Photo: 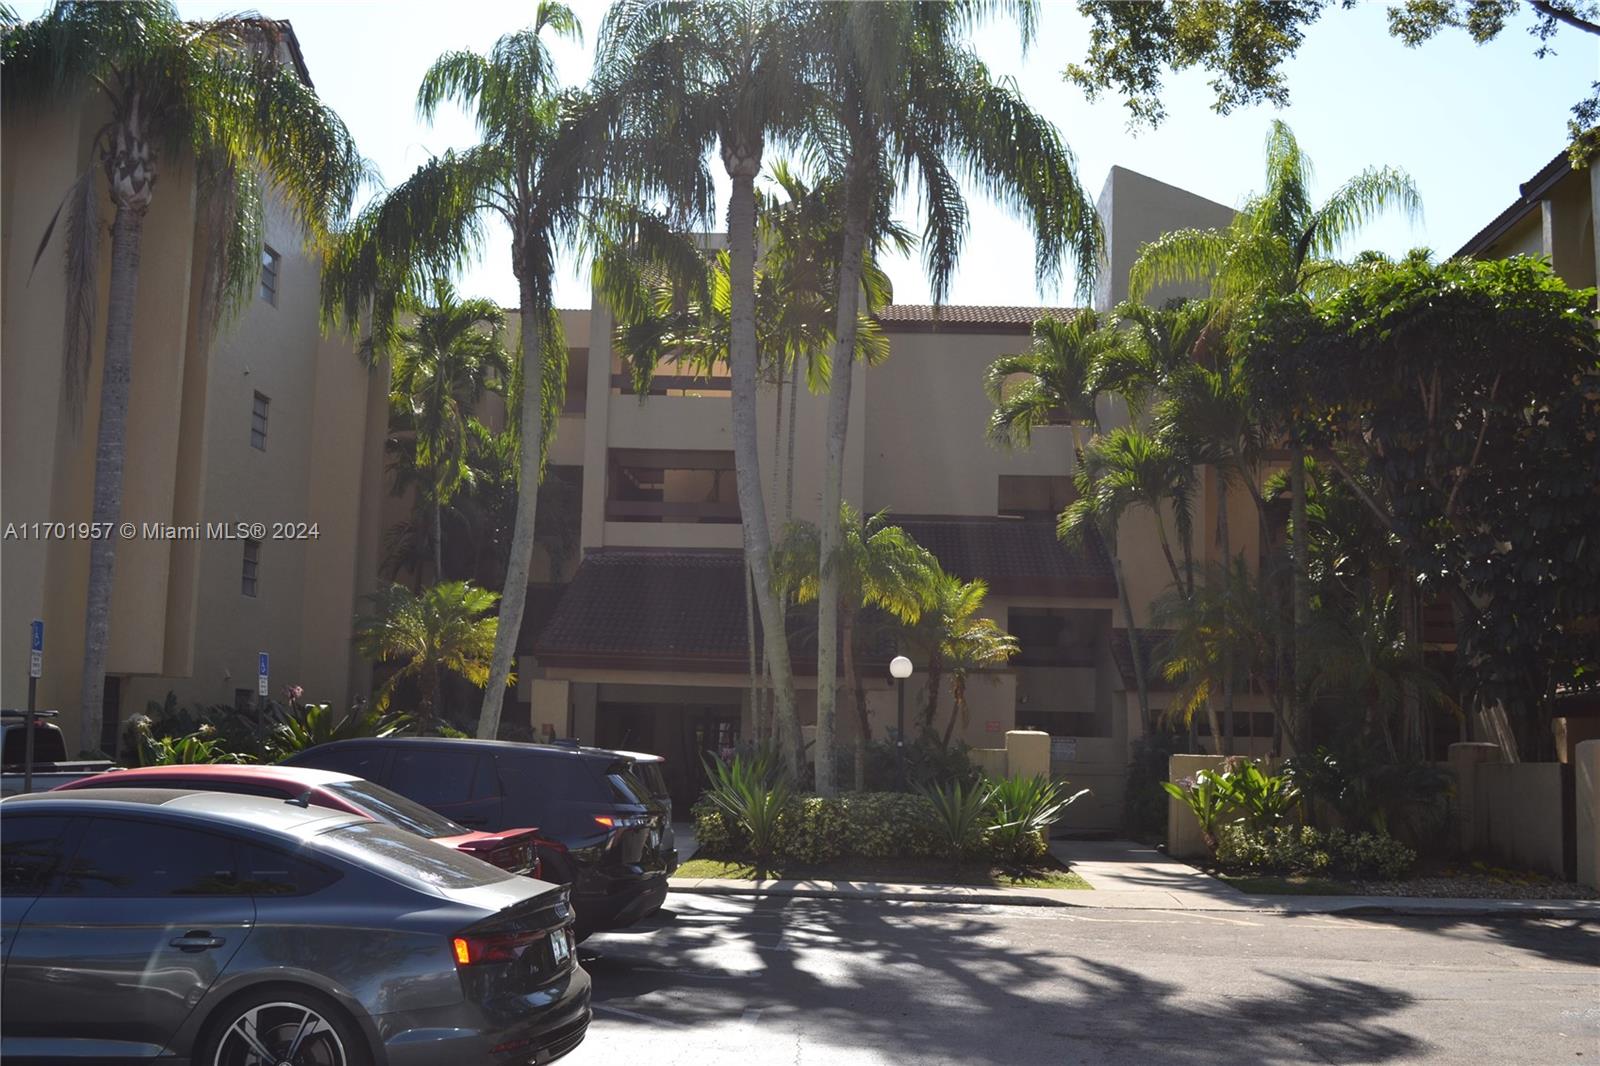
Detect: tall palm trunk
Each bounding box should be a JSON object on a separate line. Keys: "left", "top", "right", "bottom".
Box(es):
{"left": 922, "top": 652, "right": 944, "bottom": 731}
{"left": 433, "top": 491, "right": 445, "bottom": 581}
{"left": 1114, "top": 556, "right": 1152, "bottom": 735}
{"left": 725, "top": 154, "right": 803, "bottom": 781}
{"left": 79, "top": 118, "right": 154, "bottom": 755}
{"left": 816, "top": 166, "right": 870, "bottom": 798}
{"left": 476, "top": 271, "right": 543, "bottom": 740}
{"left": 840, "top": 602, "right": 869, "bottom": 791}
{"left": 1217, "top": 474, "right": 1235, "bottom": 755}
{"left": 943, "top": 674, "right": 967, "bottom": 747}
{"left": 1288, "top": 444, "right": 1310, "bottom": 752}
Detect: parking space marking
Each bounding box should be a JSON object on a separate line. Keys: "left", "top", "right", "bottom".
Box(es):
{"left": 593, "top": 1004, "right": 687, "bottom": 1028}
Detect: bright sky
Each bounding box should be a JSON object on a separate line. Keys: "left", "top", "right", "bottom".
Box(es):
{"left": 17, "top": 0, "right": 1594, "bottom": 309}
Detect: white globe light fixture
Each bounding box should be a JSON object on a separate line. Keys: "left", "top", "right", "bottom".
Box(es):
{"left": 889, "top": 655, "right": 914, "bottom": 787}
{"left": 889, "top": 655, "right": 914, "bottom": 679}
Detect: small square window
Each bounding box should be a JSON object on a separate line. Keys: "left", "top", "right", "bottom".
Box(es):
{"left": 241, "top": 539, "right": 260, "bottom": 597}
{"left": 260, "top": 246, "right": 280, "bottom": 306}
{"left": 251, "top": 392, "right": 269, "bottom": 451}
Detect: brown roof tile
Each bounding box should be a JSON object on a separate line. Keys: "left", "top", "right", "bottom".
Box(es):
{"left": 875, "top": 305, "right": 1078, "bottom": 333}
{"left": 893, "top": 516, "right": 1117, "bottom": 597}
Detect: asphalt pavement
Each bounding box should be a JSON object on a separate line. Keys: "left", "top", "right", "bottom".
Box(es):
{"left": 567, "top": 893, "right": 1599, "bottom": 1065}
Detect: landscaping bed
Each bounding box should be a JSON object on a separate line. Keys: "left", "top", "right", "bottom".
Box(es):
{"left": 676, "top": 854, "right": 1092, "bottom": 889}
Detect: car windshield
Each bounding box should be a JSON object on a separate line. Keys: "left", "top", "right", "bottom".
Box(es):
{"left": 319, "top": 820, "right": 514, "bottom": 890}
{"left": 326, "top": 779, "right": 466, "bottom": 839}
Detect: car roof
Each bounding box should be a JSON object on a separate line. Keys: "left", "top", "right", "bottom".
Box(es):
{"left": 295, "top": 736, "right": 617, "bottom": 763}
{"left": 61, "top": 764, "right": 354, "bottom": 788}
{"left": 4, "top": 787, "right": 366, "bottom": 836}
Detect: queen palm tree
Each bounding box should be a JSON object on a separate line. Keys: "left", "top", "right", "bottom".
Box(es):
{"left": 906, "top": 572, "right": 1019, "bottom": 746}
{"left": 1127, "top": 120, "right": 1421, "bottom": 745}
{"left": 323, "top": 3, "right": 682, "bottom": 741}
{"left": 5, "top": 1, "right": 365, "bottom": 753}
{"left": 594, "top": 0, "right": 819, "bottom": 781}
{"left": 772, "top": 505, "right": 938, "bottom": 790}
{"left": 353, "top": 581, "right": 505, "bottom": 728}
{"left": 805, "top": 0, "right": 1104, "bottom": 795}
{"left": 388, "top": 278, "right": 508, "bottom": 582}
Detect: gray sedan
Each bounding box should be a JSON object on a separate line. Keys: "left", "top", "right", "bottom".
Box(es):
{"left": 0, "top": 787, "right": 590, "bottom": 1065}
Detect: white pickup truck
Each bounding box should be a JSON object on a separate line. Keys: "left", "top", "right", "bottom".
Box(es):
{"left": 0, "top": 709, "right": 115, "bottom": 795}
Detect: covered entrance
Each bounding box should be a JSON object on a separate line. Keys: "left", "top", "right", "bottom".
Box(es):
{"left": 595, "top": 697, "right": 743, "bottom": 812}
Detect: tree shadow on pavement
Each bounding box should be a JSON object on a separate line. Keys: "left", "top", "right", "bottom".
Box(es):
{"left": 580, "top": 898, "right": 1428, "bottom": 1064}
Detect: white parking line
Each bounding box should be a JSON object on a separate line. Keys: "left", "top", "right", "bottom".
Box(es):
{"left": 593, "top": 1004, "right": 687, "bottom": 1028}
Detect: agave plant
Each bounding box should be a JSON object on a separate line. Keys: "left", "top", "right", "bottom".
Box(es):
{"left": 920, "top": 779, "right": 995, "bottom": 864}
{"left": 702, "top": 751, "right": 792, "bottom": 877}
{"left": 986, "top": 774, "right": 1087, "bottom": 866}
{"left": 269, "top": 702, "right": 411, "bottom": 758}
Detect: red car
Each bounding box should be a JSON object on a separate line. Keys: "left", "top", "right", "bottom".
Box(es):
{"left": 53, "top": 763, "right": 546, "bottom": 877}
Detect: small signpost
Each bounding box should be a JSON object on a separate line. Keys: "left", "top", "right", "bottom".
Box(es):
{"left": 257, "top": 652, "right": 270, "bottom": 697}
{"left": 25, "top": 620, "right": 43, "bottom": 794}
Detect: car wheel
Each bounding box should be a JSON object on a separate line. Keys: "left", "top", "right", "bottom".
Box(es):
{"left": 199, "top": 987, "right": 371, "bottom": 1066}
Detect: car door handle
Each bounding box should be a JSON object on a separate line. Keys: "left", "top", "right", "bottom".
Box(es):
{"left": 170, "top": 931, "right": 226, "bottom": 951}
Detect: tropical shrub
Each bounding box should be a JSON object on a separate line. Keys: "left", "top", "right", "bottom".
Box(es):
{"left": 1284, "top": 746, "right": 1453, "bottom": 836}
{"left": 702, "top": 753, "right": 792, "bottom": 874}
{"left": 269, "top": 701, "right": 411, "bottom": 757}
{"left": 129, "top": 721, "right": 252, "bottom": 767}
{"left": 1162, "top": 769, "right": 1232, "bottom": 851}
{"left": 986, "top": 775, "right": 1087, "bottom": 866}
{"left": 841, "top": 792, "right": 939, "bottom": 859}
{"left": 1218, "top": 759, "right": 1300, "bottom": 831}
{"left": 860, "top": 732, "right": 982, "bottom": 793}
{"left": 776, "top": 796, "right": 849, "bottom": 864}
{"left": 1215, "top": 824, "right": 1416, "bottom": 881}
{"left": 691, "top": 795, "right": 743, "bottom": 855}
{"left": 130, "top": 693, "right": 271, "bottom": 763}
{"left": 1123, "top": 731, "right": 1185, "bottom": 840}
{"left": 920, "top": 779, "right": 995, "bottom": 863}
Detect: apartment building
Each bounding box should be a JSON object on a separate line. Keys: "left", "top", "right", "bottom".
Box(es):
{"left": 509, "top": 167, "right": 1265, "bottom": 826}
{"left": 0, "top": 31, "right": 388, "bottom": 754}
{"left": 1456, "top": 148, "right": 1598, "bottom": 287}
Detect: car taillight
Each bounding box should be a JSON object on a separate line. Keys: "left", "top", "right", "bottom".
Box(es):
{"left": 451, "top": 929, "right": 543, "bottom": 966}
{"left": 594, "top": 814, "right": 650, "bottom": 830}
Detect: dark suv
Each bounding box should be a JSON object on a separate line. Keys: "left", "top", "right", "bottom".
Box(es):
{"left": 285, "top": 738, "right": 674, "bottom": 935}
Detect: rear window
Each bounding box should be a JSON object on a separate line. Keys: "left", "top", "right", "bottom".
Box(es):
{"left": 3, "top": 725, "right": 67, "bottom": 764}
{"left": 605, "top": 763, "right": 653, "bottom": 806}
{"left": 326, "top": 779, "right": 467, "bottom": 839}
{"left": 320, "top": 821, "right": 514, "bottom": 890}
{"left": 630, "top": 760, "right": 669, "bottom": 801}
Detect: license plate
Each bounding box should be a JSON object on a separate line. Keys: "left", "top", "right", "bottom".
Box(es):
{"left": 550, "top": 928, "right": 572, "bottom": 966}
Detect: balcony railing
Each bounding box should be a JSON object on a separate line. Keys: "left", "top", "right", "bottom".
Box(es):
{"left": 604, "top": 499, "right": 741, "bottom": 523}
{"left": 611, "top": 373, "right": 732, "bottom": 396}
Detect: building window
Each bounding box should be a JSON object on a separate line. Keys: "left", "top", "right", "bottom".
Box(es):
{"left": 241, "top": 539, "right": 260, "bottom": 597}
{"left": 605, "top": 448, "right": 739, "bottom": 523}
{"left": 260, "top": 245, "right": 280, "bottom": 305}
{"left": 250, "top": 392, "right": 269, "bottom": 450}
{"left": 998, "top": 475, "right": 1076, "bottom": 519}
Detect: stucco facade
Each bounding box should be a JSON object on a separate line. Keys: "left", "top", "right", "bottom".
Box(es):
{"left": 2, "top": 85, "right": 386, "bottom": 753}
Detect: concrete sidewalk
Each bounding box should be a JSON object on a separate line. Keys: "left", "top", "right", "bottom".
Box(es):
{"left": 667, "top": 837, "right": 1600, "bottom": 919}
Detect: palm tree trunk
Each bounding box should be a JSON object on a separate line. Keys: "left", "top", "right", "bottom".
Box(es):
{"left": 433, "top": 493, "right": 445, "bottom": 582}
{"left": 725, "top": 159, "right": 804, "bottom": 781}
{"left": 1289, "top": 444, "right": 1310, "bottom": 752}
{"left": 1114, "top": 556, "right": 1152, "bottom": 735}
{"left": 922, "top": 653, "right": 944, "bottom": 732}
{"left": 1218, "top": 475, "right": 1235, "bottom": 756}
{"left": 1151, "top": 516, "right": 1187, "bottom": 596}
{"left": 78, "top": 198, "right": 148, "bottom": 755}
{"left": 785, "top": 356, "right": 800, "bottom": 521}
{"left": 745, "top": 559, "right": 760, "bottom": 743}
{"left": 943, "top": 674, "right": 967, "bottom": 747}
{"left": 476, "top": 276, "right": 543, "bottom": 740}
{"left": 817, "top": 167, "right": 871, "bottom": 798}
{"left": 841, "top": 603, "right": 869, "bottom": 791}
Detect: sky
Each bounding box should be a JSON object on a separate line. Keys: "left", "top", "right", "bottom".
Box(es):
{"left": 16, "top": 0, "right": 1595, "bottom": 309}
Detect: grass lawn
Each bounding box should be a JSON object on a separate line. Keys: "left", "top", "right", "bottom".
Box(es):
{"left": 1216, "top": 873, "right": 1358, "bottom": 895}
{"left": 674, "top": 855, "right": 1092, "bottom": 890}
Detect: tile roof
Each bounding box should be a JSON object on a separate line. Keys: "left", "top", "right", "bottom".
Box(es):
{"left": 875, "top": 305, "right": 1078, "bottom": 333}
{"left": 1110, "top": 628, "right": 1177, "bottom": 692}
{"left": 893, "top": 516, "right": 1118, "bottom": 597}
{"left": 1456, "top": 148, "right": 1568, "bottom": 257}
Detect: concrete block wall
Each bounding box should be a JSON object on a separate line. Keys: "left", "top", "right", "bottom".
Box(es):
{"left": 1577, "top": 740, "right": 1600, "bottom": 890}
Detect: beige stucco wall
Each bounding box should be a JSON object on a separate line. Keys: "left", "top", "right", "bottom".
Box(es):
{"left": 1576, "top": 739, "right": 1599, "bottom": 890}
{"left": 3, "top": 96, "right": 378, "bottom": 749}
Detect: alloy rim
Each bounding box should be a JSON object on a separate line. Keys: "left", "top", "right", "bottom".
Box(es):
{"left": 212, "top": 1001, "right": 347, "bottom": 1066}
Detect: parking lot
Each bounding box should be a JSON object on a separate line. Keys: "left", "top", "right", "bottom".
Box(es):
{"left": 575, "top": 894, "right": 1600, "bottom": 1065}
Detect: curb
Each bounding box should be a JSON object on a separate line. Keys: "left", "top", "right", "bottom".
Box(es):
{"left": 668, "top": 882, "right": 1600, "bottom": 919}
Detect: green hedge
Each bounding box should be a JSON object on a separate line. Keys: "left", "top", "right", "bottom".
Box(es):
{"left": 693, "top": 791, "right": 980, "bottom": 863}
{"left": 1215, "top": 824, "right": 1416, "bottom": 881}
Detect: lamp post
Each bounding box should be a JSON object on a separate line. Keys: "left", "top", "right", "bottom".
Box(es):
{"left": 890, "top": 655, "right": 913, "bottom": 787}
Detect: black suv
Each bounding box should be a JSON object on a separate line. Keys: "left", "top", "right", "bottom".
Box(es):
{"left": 285, "top": 738, "right": 675, "bottom": 935}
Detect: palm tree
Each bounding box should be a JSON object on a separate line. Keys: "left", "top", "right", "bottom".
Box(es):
{"left": 805, "top": 0, "right": 1104, "bottom": 796}
{"left": 1128, "top": 120, "right": 1421, "bottom": 745}
{"left": 907, "top": 572, "right": 1019, "bottom": 746}
{"left": 353, "top": 581, "right": 506, "bottom": 728}
{"left": 388, "top": 278, "right": 508, "bottom": 581}
{"left": 773, "top": 505, "right": 938, "bottom": 790}
{"left": 5, "top": 0, "right": 364, "bottom": 754}
{"left": 1063, "top": 426, "right": 1196, "bottom": 599}
{"left": 594, "top": 0, "right": 818, "bottom": 781}
{"left": 323, "top": 3, "right": 652, "bottom": 741}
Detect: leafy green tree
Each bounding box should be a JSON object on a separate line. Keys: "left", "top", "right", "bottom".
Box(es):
{"left": 594, "top": 0, "right": 819, "bottom": 782}
{"left": 805, "top": 0, "right": 1103, "bottom": 797}
{"left": 1246, "top": 254, "right": 1600, "bottom": 758}
{"left": 1064, "top": 0, "right": 1598, "bottom": 165}
{"left": 1063, "top": 426, "right": 1197, "bottom": 599}
{"left": 354, "top": 581, "right": 506, "bottom": 727}
{"left": 773, "top": 505, "right": 939, "bottom": 790}
{"left": 1129, "top": 120, "right": 1420, "bottom": 747}
{"left": 388, "top": 278, "right": 508, "bottom": 581}
{"left": 5, "top": 0, "right": 364, "bottom": 753}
